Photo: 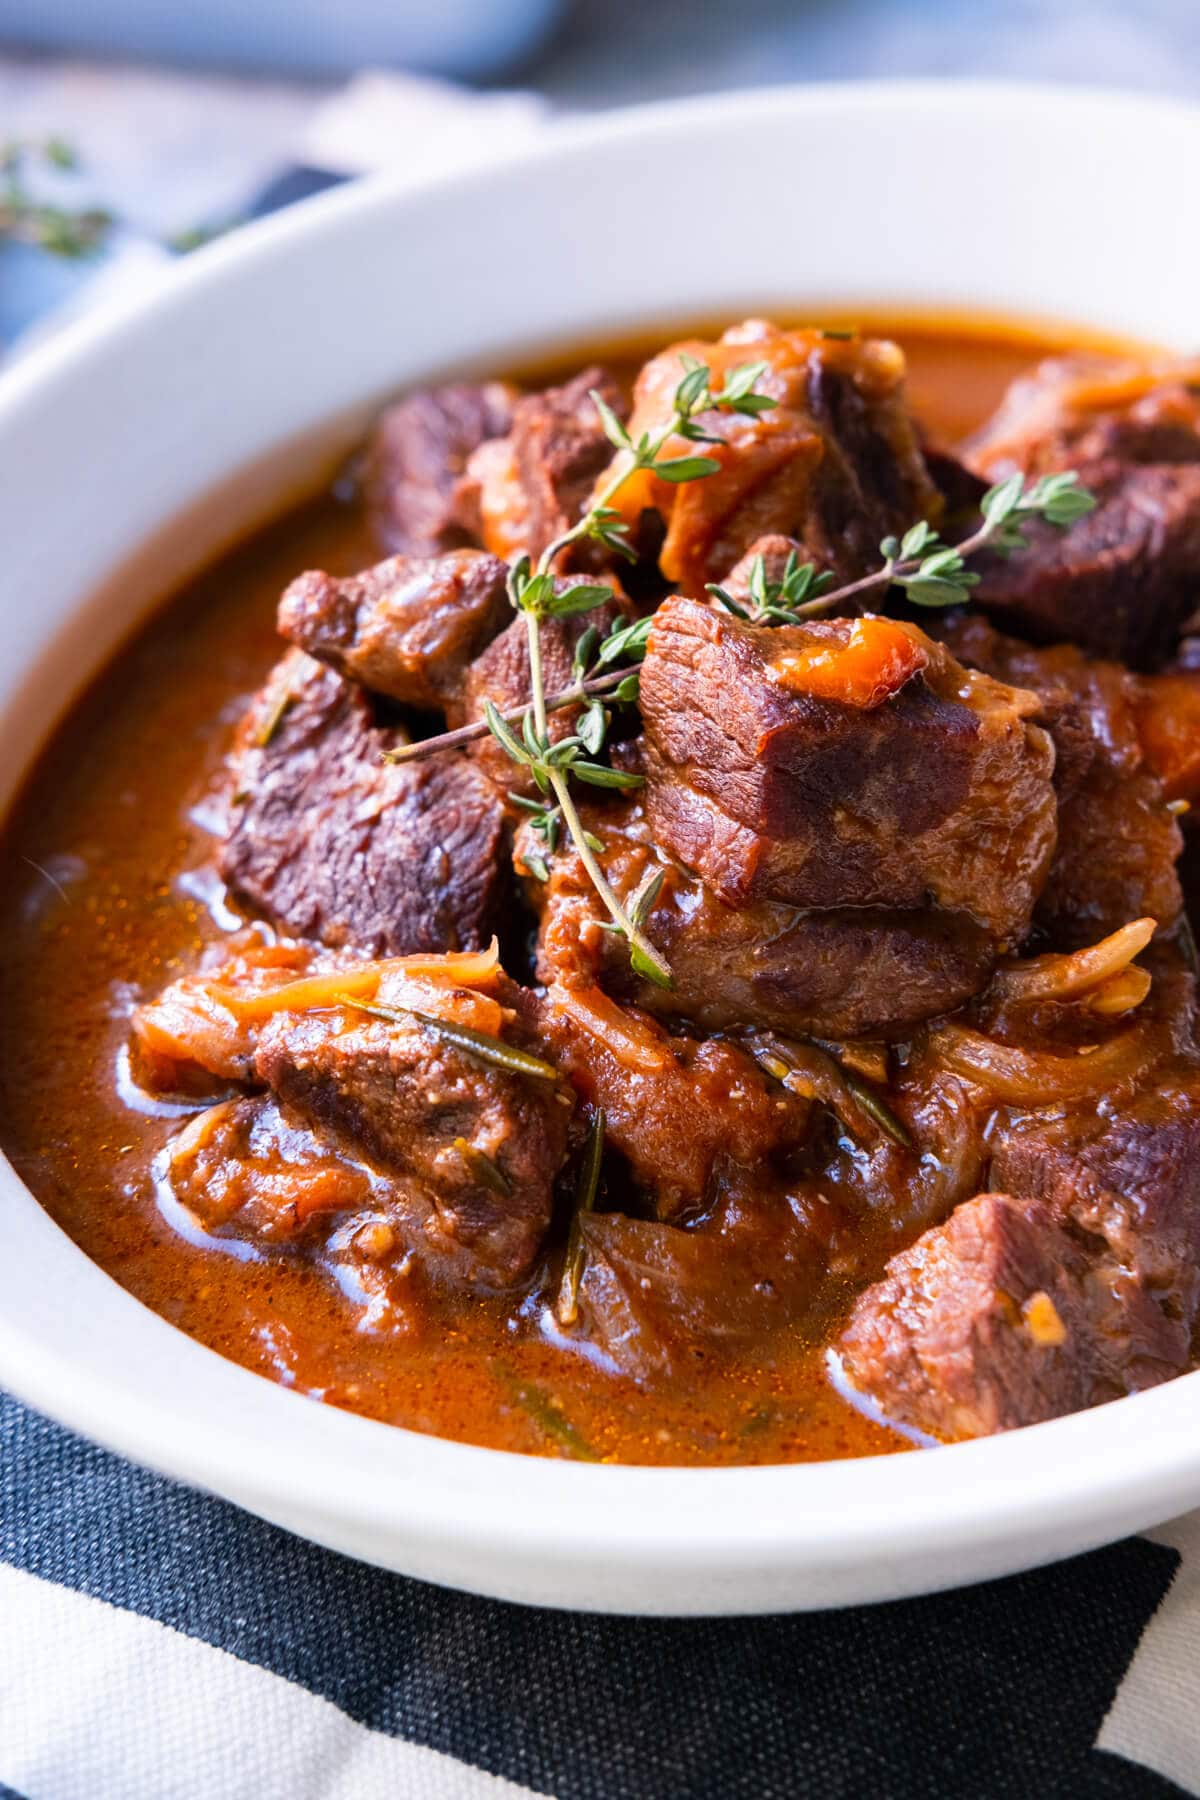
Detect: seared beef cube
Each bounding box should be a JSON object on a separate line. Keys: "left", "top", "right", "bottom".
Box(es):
{"left": 363, "top": 380, "right": 516, "bottom": 555}
{"left": 465, "top": 367, "right": 628, "bottom": 565}
{"left": 836, "top": 1192, "right": 1184, "bottom": 1440}
{"left": 451, "top": 595, "right": 624, "bottom": 798}
{"left": 535, "top": 980, "right": 810, "bottom": 1220}
{"left": 971, "top": 463, "right": 1200, "bottom": 667}
{"left": 221, "top": 649, "right": 507, "bottom": 954}
{"left": 989, "top": 1076, "right": 1200, "bottom": 1320}
{"left": 277, "top": 549, "right": 510, "bottom": 712}
{"left": 165, "top": 1094, "right": 442, "bottom": 1329}
{"left": 640, "top": 598, "right": 1057, "bottom": 943}
{"left": 840, "top": 1064, "right": 1200, "bottom": 1441}
{"left": 965, "top": 354, "right": 1200, "bottom": 479}
{"left": 964, "top": 356, "right": 1200, "bottom": 666}
{"left": 942, "top": 618, "right": 1183, "bottom": 942}
{"left": 576, "top": 1180, "right": 826, "bottom": 1380}
{"left": 521, "top": 798, "right": 996, "bottom": 1039}
{"left": 254, "top": 975, "right": 569, "bottom": 1287}
{"left": 655, "top": 904, "right": 993, "bottom": 1043}
{"left": 598, "top": 321, "right": 942, "bottom": 596}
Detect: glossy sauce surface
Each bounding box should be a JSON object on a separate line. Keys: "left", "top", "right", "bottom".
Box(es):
{"left": 0, "top": 317, "right": 1106, "bottom": 1464}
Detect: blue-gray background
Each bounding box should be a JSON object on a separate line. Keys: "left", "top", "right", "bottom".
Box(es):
{"left": 537, "top": 0, "right": 1200, "bottom": 107}
{"left": 2, "top": 0, "right": 1196, "bottom": 347}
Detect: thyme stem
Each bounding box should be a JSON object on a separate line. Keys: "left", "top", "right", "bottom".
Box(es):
{"left": 786, "top": 516, "right": 1002, "bottom": 621}
{"left": 519, "top": 594, "right": 666, "bottom": 971}
{"left": 551, "top": 764, "right": 670, "bottom": 984}
{"left": 499, "top": 367, "right": 770, "bottom": 989}
{"left": 538, "top": 448, "right": 645, "bottom": 572}
{"left": 384, "top": 667, "right": 629, "bottom": 765}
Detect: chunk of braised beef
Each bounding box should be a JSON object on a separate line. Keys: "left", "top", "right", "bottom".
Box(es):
{"left": 164, "top": 1094, "right": 373, "bottom": 1241}
{"left": 363, "top": 381, "right": 516, "bottom": 555}
{"left": 465, "top": 367, "right": 629, "bottom": 565}
{"left": 277, "top": 549, "right": 510, "bottom": 712}
{"left": 520, "top": 797, "right": 995, "bottom": 1040}
{"left": 838, "top": 1058, "right": 1200, "bottom": 1441}
{"left": 596, "top": 321, "right": 943, "bottom": 596}
{"left": 221, "top": 650, "right": 508, "bottom": 955}
{"left": 575, "top": 1180, "right": 828, "bottom": 1382}
{"left": 963, "top": 357, "right": 1200, "bottom": 666}
{"left": 533, "top": 980, "right": 810, "bottom": 1221}
{"left": 639, "top": 598, "right": 1057, "bottom": 944}
{"left": 837, "top": 1192, "right": 1169, "bottom": 1440}
{"left": 940, "top": 616, "right": 1183, "bottom": 943}
{"left": 139, "top": 947, "right": 573, "bottom": 1289}
{"left": 989, "top": 1074, "right": 1200, "bottom": 1316}
{"left": 254, "top": 980, "right": 569, "bottom": 1288}
{"left": 970, "top": 463, "right": 1200, "bottom": 667}
{"left": 964, "top": 355, "right": 1200, "bottom": 478}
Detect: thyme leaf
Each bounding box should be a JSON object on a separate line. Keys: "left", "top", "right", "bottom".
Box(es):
{"left": 453, "top": 1136, "right": 511, "bottom": 1195}
{"left": 487, "top": 355, "right": 775, "bottom": 988}
{"left": 0, "top": 137, "right": 113, "bottom": 261}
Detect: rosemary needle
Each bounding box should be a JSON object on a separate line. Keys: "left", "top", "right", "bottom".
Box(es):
{"left": 337, "top": 995, "right": 559, "bottom": 1082}
{"left": 557, "top": 1108, "right": 605, "bottom": 1328}
{"left": 500, "top": 1370, "right": 597, "bottom": 1461}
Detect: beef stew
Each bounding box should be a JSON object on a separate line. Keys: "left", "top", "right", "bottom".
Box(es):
{"left": 3, "top": 315, "right": 1198, "bottom": 1466}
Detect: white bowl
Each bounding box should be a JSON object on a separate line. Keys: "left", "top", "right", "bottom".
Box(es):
{"left": 2, "top": 81, "right": 1199, "bottom": 1616}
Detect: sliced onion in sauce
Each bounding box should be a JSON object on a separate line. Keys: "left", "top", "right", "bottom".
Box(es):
{"left": 927, "top": 1020, "right": 1156, "bottom": 1103}
{"left": 988, "top": 917, "right": 1156, "bottom": 1004}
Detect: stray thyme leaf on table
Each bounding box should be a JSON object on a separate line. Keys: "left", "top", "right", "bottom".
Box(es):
{"left": 0, "top": 136, "right": 113, "bottom": 261}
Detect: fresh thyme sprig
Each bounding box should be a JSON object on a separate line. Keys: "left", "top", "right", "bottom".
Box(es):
{"left": 386, "top": 361, "right": 776, "bottom": 985}
{"left": 0, "top": 137, "right": 113, "bottom": 260}
{"left": 493, "top": 359, "right": 778, "bottom": 987}
{"left": 536, "top": 354, "right": 778, "bottom": 570}
{"left": 708, "top": 469, "right": 1097, "bottom": 625}
{"left": 389, "top": 469, "right": 1098, "bottom": 769}
{"left": 708, "top": 548, "right": 836, "bottom": 622}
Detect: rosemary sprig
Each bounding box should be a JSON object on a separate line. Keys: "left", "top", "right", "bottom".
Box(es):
{"left": 337, "top": 995, "right": 559, "bottom": 1082}
{"left": 751, "top": 1037, "right": 911, "bottom": 1149}
{"left": 708, "top": 470, "right": 1097, "bottom": 625}
{"left": 557, "top": 1108, "right": 605, "bottom": 1328}
{"left": 255, "top": 686, "right": 295, "bottom": 748}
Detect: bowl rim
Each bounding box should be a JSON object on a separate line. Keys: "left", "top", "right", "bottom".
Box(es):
{"left": 3, "top": 76, "right": 1200, "bottom": 1613}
